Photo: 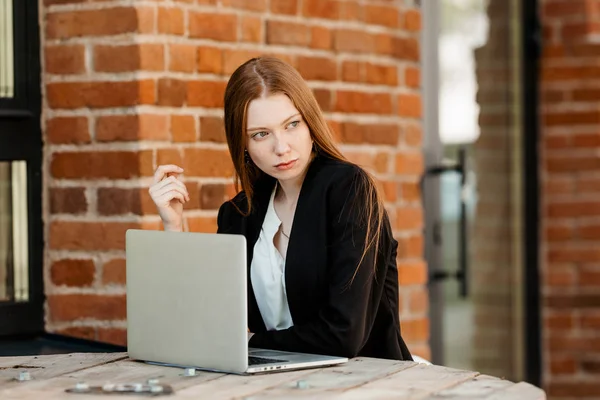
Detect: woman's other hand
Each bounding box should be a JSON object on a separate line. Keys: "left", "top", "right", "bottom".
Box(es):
{"left": 149, "top": 165, "right": 190, "bottom": 232}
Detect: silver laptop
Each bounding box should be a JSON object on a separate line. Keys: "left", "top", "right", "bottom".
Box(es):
{"left": 126, "top": 229, "right": 348, "bottom": 374}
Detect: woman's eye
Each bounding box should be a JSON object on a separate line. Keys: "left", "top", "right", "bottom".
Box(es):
{"left": 287, "top": 120, "right": 300, "bottom": 129}
{"left": 252, "top": 131, "right": 269, "bottom": 139}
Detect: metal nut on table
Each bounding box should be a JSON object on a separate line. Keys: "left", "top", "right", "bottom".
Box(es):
{"left": 296, "top": 380, "right": 309, "bottom": 389}
{"left": 16, "top": 371, "right": 31, "bottom": 381}
{"left": 184, "top": 367, "right": 196, "bottom": 377}
{"left": 147, "top": 378, "right": 160, "bottom": 385}
{"left": 74, "top": 381, "right": 89, "bottom": 391}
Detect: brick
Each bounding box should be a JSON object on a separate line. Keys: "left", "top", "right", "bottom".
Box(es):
{"left": 580, "top": 266, "right": 600, "bottom": 287}
{"left": 223, "top": 49, "right": 262, "bottom": 75}
{"left": 50, "top": 187, "right": 87, "bottom": 214}
{"left": 47, "top": 80, "right": 155, "bottom": 109}
{"left": 340, "top": 123, "right": 399, "bottom": 146}
{"left": 405, "top": 67, "right": 420, "bottom": 88}
{"left": 139, "top": 150, "right": 155, "bottom": 177}
{"left": 542, "top": 66, "right": 600, "bottom": 82}
{"left": 400, "top": 181, "right": 420, "bottom": 202}
{"left": 46, "top": 117, "right": 90, "bottom": 144}
{"left": 545, "top": 313, "right": 575, "bottom": 330}
{"left": 222, "top": 0, "right": 267, "bottom": 11}
{"left": 169, "top": 44, "right": 196, "bottom": 73}
{"left": 339, "top": 1, "right": 361, "bottom": 21}
{"left": 198, "top": 47, "right": 224, "bottom": 74}
{"left": 183, "top": 149, "right": 234, "bottom": 177}
{"left": 405, "top": 124, "right": 422, "bottom": 146}
{"left": 171, "top": 115, "right": 196, "bottom": 142}
{"left": 158, "top": 78, "right": 187, "bottom": 107}
{"left": 296, "top": 56, "right": 337, "bottom": 81}
{"left": 241, "top": 15, "right": 263, "bottom": 43}
{"left": 404, "top": 9, "right": 421, "bottom": 31}
{"left": 200, "top": 116, "right": 226, "bottom": 143}
{"left": 335, "top": 29, "right": 374, "bottom": 54}
{"left": 401, "top": 318, "right": 429, "bottom": 341}
{"left": 46, "top": 7, "right": 148, "bottom": 39}
{"left": 582, "top": 360, "right": 600, "bottom": 373}
{"left": 363, "top": 4, "right": 400, "bottom": 28}
{"left": 365, "top": 63, "right": 397, "bottom": 86}
{"left": 187, "top": 216, "right": 218, "bottom": 233}
{"left": 397, "top": 260, "right": 427, "bottom": 285}
{"left": 310, "top": 26, "right": 332, "bottom": 50}
{"left": 271, "top": 0, "right": 297, "bottom": 15}
{"left": 47, "top": 294, "right": 126, "bottom": 322}
{"left": 545, "top": 270, "right": 576, "bottom": 287}
{"left": 546, "top": 155, "right": 600, "bottom": 172}
{"left": 342, "top": 61, "right": 362, "bottom": 82}
{"left": 56, "top": 327, "right": 96, "bottom": 341}
{"left": 49, "top": 221, "right": 141, "bottom": 251}
{"left": 408, "top": 287, "right": 428, "bottom": 314}
{"left": 398, "top": 93, "right": 422, "bottom": 118}
{"left": 302, "top": 0, "right": 338, "bottom": 19}
{"left": 98, "top": 329, "right": 127, "bottom": 346}
{"left": 266, "top": 21, "right": 310, "bottom": 46}
{"left": 200, "top": 184, "right": 227, "bottom": 209}
{"left": 381, "top": 181, "right": 398, "bottom": 203}
{"left": 545, "top": 224, "right": 573, "bottom": 241}
{"left": 187, "top": 80, "right": 227, "bottom": 108}
{"left": 183, "top": 181, "right": 201, "bottom": 211}
{"left": 547, "top": 383, "right": 600, "bottom": 398}
{"left": 395, "top": 152, "right": 423, "bottom": 175}
{"left": 189, "top": 12, "right": 237, "bottom": 42}
{"left": 549, "top": 356, "right": 577, "bottom": 375}
{"left": 103, "top": 258, "right": 126, "bottom": 285}
{"left": 573, "top": 88, "right": 600, "bottom": 102}
{"left": 545, "top": 293, "right": 600, "bottom": 309}
{"left": 393, "top": 37, "right": 420, "bottom": 61}
{"left": 97, "top": 188, "right": 149, "bottom": 216}
{"left": 157, "top": 149, "right": 183, "bottom": 167}
{"left": 94, "top": 44, "right": 164, "bottom": 72}
{"left": 45, "top": 45, "right": 85, "bottom": 74}
{"left": 543, "top": 1, "right": 588, "bottom": 17}
{"left": 547, "top": 201, "right": 600, "bottom": 218}
{"left": 313, "top": 89, "right": 332, "bottom": 112}
{"left": 51, "top": 259, "right": 95, "bottom": 287}
{"left": 158, "top": 7, "right": 184, "bottom": 35}
{"left": 96, "top": 114, "right": 169, "bottom": 142}
{"left": 335, "top": 91, "right": 392, "bottom": 114}
{"left": 51, "top": 152, "right": 141, "bottom": 179}
{"left": 396, "top": 206, "right": 423, "bottom": 230}
{"left": 581, "top": 314, "right": 600, "bottom": 329}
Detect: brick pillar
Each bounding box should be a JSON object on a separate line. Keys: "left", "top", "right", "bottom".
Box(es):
{"left": 470, "top": 0, "right": 521, "bottom": 380}
{"left": 540, "top": 0, "right": 600, "bottom": 398}
{"left": 41, "top": 0, "right": 427, "bottom": 356}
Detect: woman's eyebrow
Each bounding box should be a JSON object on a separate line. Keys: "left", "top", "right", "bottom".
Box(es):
{"left": 247, "top": 113, "right": 301, "bottom": 133}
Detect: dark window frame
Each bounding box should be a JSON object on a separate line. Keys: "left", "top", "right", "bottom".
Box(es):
{"left": 522, "top": 0, "right": 542, "bottom": 387}
{"left": 0, "top": 0, "right": 44, "bottom": 337}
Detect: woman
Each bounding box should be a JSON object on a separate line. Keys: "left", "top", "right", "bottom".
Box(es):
{"left": 149, "top": 57, "right": 412, "bottom": 361}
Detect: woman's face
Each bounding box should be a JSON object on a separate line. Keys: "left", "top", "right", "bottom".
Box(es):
{"left": 245, "top": 93, "right": 313, "bottom": 183}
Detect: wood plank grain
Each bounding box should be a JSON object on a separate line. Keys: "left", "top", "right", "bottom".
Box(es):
{"left": 1, "top": 358, "right": 226, "bottom": 399}
{"left": 483, "top": 381, "right": 546, "bottom": 400}
{"left": 202, "top": 358, "right": 418, "bottom": 399}
{"left": 0, "top": 353, "right": 126, "bottom": 386}
{"left": 331, "top": 363, "right": 479, "bottom": 399}
{"left": 423, "top": 375, "right": 513, "bottom": 398}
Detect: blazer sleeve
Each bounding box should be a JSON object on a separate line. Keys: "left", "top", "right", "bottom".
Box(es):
{"left": 249, "top": 167, "right": 388, "bottom": 358}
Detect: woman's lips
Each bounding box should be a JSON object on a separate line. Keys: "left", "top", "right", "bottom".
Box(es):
{"left": 275, "top": 159, "right": 297, "bottom": 170}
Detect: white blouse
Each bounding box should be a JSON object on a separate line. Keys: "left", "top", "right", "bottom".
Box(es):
{"left": 250, "top": 186, "right": 294, "bottom": 331}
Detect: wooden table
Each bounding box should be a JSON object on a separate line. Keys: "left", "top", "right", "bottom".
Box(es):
{"left": 0, "top": 352, "right": 546, "bottom": 399}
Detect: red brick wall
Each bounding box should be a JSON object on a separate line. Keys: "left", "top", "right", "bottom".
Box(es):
{"left": 41, "top": 0, "right": 428, "bottom": 358}
{"left": 541, "top": 0, "right": 600, "bottom": 397}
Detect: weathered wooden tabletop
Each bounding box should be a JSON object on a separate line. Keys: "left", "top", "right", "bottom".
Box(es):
{"left": 0, "top": 352, "right": 545, "bottom": 399}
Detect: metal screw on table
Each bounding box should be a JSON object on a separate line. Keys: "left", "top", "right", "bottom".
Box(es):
{"left": 74, "top": 382, "right": 89, "bottom": 391}
{"left": 296, "top": 380, "right": 308, "bottom": 389}
{"left": 184, "top": 368, "right": 196, "bottom": 377}
{"left": 147, "top": 378, "right": 160, "bottom": 385}
{"left": 16, "top": 371, "right": 31, "bottom": 381}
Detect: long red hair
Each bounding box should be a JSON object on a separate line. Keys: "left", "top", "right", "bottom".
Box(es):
{"left": 223, "top": 57, "right": 385, "bottom": 280}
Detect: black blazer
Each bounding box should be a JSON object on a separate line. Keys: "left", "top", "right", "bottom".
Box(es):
{"left": 217, "top": 155, "right": 412, "bottom": 361}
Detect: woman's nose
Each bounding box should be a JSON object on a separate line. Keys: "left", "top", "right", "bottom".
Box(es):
{"left": 273, "top": 133, "right": 291, "bottom": 155}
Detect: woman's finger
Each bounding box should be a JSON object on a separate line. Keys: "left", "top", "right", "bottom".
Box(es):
{"left": 153, "top": 185, "right": 189, "bottom": 203}
{"left": 156, "top": 189, "right": 185, "bottom": 205}
{"left": 150, "top": 175, "right": 189, "bottom": 196}
{"left": 153, "top": 164, "right": 184, "bottom": 184}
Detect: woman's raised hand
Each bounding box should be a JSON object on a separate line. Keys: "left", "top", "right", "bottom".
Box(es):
{"left": 149, "top": 165, "right": 190, "bottom": 232}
